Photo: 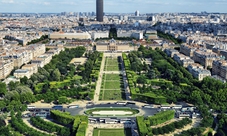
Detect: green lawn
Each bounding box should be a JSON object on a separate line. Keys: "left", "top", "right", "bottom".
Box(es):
{"left": 105, "top": 66, "right": 119, "bottom": 71}
{"left": 105, "top": 74, "right": 121, "bottom": 80}
{"left": 104, "top": 81, "right": 121, "bottom": 89}
{"left": 106, "top": 58, "right": 119, "bottom": 66}
{"left": 93, "top": 128, "right": 132, "bottom": 136}
{"left": 102, "top": 89, "right": 124, "bottom": 100}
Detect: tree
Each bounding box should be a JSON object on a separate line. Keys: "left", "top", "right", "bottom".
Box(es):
{"left": 0, "top": 101, "right": 6, "bottom": 111}
{"left": 52, "top": 68, "right": 61, "bottom": 81}
{"left": 58, "top": 96, "right": 67, "bottom": 104}
{"left": 137, "top": 75, "right": 147, "bottom": 84}
{"left": 0, "top": 82, "right": 7, "bottom": 96}
{"left": 20, "top": 76, "right": 28, "bottom": 85}
{"left": 8, "top": 81, "right": 20, "bottom": 91}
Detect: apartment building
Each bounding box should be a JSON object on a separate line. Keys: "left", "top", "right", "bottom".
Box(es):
{"left": 22, "top": 64, "right": 38, "bottom": 75}
{"left": 0, "top": 60, "right": 14, "bottom": 80}
{"left": 180, "top": 44, "right": 197, "bottom": 57}
{"left": 212, "top": 60, "right": 227, "bottom": 80}
{"left": 191, "top": 68, "right": 211, "bottom": 81}
{"left": 193, "top": 49, "right": 220, "bottom": 69}
{"left": 173, "top": 53, "right": 194, "bottom": 67}
{"left": 13, "top": 69, "right": 31, "bottom": 79}
{"left": 31, "top": 58, "right": 45, "bottom": 68}
{"left": 187, "top": 63, "right": 211, "bottom": 81}
{"left": 27, "top": 44, "right": 46, "bottom": 58}
{"left": 37, "top": 54, "right": 52, "bottom": 65}
{"left": 187, "top": 63, "right": 204, "bottom": 73}
{"left": 164, "top": 49, "right": 179, "bottom": 57}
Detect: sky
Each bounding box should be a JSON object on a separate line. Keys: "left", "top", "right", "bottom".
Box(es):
{"left": 0, "top": 0, "right": 227, "bottom": 13}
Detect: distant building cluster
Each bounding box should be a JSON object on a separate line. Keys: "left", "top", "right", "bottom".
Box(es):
{"left": 165, "top": 48, "right": 212, "bottom": 81}
{"left": 0, "top": 41, "right": 64, "bottom": 80}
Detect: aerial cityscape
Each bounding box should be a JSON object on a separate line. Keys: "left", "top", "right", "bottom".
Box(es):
{"left": 0, "top": 0, "right": 227, "bottom": 136}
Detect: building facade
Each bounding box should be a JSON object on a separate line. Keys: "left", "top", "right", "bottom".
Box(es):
{"left": 96, "top": 39, "right": 138, "bottom": 52}
{"left": 212, "top": 60, "right": 227, "bottom": 80}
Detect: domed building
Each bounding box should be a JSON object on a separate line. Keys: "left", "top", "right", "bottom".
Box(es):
{"left": 95, "top": 38, "right": 138, "bottom": 52}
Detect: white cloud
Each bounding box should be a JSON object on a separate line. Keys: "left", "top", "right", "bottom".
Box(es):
{"left": 1, "top": 0, "right": 14, "bottom": 3}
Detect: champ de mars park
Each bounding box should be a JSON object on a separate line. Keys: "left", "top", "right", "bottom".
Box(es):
{"left": 0, "top": 34, "right": 223, "bottom": 136}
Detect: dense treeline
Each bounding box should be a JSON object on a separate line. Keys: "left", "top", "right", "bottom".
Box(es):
{"left": 11, "top": 112, "right": 51, "bottom": 136}
{"left": 0, "top": 47, "right": 87, "bottom": 114}
{"left": 50, "top": 110, "right": 88, "bottom": 136}
{"left": 136, "top": 116, "right": 150, "bottom": 136}
{"left": 214, "top": 113, "right": 227, "bottom": 135}
{"left": 157, "top": 30, "right": 182, "bottom": 44}
{"left": 136, "top": 111, "right": 175, "bottom": 136}
{"left": 27, "top": 35, "right": 49, "bottom": 45}
{"left": 174, "top": 127, "right": 206, "bottom": 136}
{"left": 152, "top": 118, "right": 192, "bottom": 135}
{"left": 137, "top": 46, "right": 227, "bottom": 115}
{"left": 20, "top": 47, "right": 86, "bottom": 93}
{"left": 122, "top": 53, "right": 166, "bottom": 104}
{"left": 30, "top": 116, "right": 70, "bottom": 136}
{"left": 78, "top": 51, "right": 102, "bottom": 83}
{"left": 35, "top": 86, "right": 91, "bottom": 103}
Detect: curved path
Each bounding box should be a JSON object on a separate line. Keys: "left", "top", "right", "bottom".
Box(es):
{"left": 22, "top": 118, "right": 50, "bottom": 134}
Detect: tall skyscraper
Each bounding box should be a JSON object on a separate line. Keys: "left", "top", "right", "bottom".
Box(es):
{"left": 96, "top": 0, "right": 103, "bottom": 22}
{"left": 135, "top": 10, "right": 140, "bottom": 16}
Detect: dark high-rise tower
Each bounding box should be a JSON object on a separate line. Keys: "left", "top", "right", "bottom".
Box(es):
{"left": 96, "top": 0, "right": 103, "bottom": 22}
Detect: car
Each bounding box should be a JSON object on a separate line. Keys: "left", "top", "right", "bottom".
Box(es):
{"left": 52, "top": 105, "right": 63, "bottom": 110}
{"left": 143, "top": 105, "right": 154, "bottom": 108}
{"left": 68, "top": 105, "right": 79, "bottom": 108}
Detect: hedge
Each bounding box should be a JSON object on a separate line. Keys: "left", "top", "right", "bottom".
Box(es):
{"left": 148, "top": 110, "right": 175, "bottom": 126}
{"left": 136, "top": 116, "right": 149, "bottom": 136}
{"left": 50, "top": 110, "right": 75, "bottom": 125}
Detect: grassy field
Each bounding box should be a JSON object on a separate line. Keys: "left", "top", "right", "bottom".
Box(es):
{"left": 100, "top": 57, "right": 124, "bottom": 100}
{"left": 93, "top": 128, "right": 132, "bottom": 136}
{"left": 106, "top": 58, "right": 119, "bottom": 66}
{"left": 102, "top": 89, "right": 124, "bottom": 100}
{"left": 106, "top": 66, "right": 119, "bottom": 71}
{"left": 104, "top": 81, "right": 121, "bottom": 89}
{"left": 105, "top": 58, "right": 119, "bottom": 71}
{"left": 105, "top": 74, "right": 121, "bottom": 80}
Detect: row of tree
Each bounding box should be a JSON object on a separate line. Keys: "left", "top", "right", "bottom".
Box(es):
{"left": 148, "top": 110, "right": 175, "bottom": 126}
{"left": 11, "top": 112, "right": 51, "bottom": 136}
{"left": 78, "top": 51, "right": 102, "bottom": 83}
{"left": 152, "top": 118, "right": 192, "bottom": 135}
{"left": 136, "top": 116, "right": 150, "bottom": 136}
{"left": 30, "top": 116, "right": 70, "bottom": 136}
{"left": 157, "top": 30, "right": 182, "bottom": 44}
{"left": 27, "top": 35, "right": 49, "bottom": 45}
{"left": 50, "top": 110, "right": 88, "bottom": 136}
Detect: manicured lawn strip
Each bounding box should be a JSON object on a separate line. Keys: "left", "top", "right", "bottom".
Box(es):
{"left": 85, "top": 108, "right": 139, "bottom": 115}
{"left": 106, "top": 58, "right": 119, "bottom": 66}
{"left": 104, "top": 81, "right": 121, "bottom": 89}
{"left": 106, "top": 66, "right": 119, "bottom": 71}
{"left": 104, "top": 74, "right": 121, "bottom": 80}
{"left": 93, "top": 128, "right": 132, "bottom": 136}
{"left": 103, "top": 89, "right": 123, "bottom": 100}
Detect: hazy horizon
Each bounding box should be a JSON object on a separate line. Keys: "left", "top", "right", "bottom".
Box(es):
{"left": 0, "top": 0, "right": 227, "bottom": 13}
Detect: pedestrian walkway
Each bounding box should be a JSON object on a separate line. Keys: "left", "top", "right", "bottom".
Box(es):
{"left": 94, "top": 55, "right": 106, "bottom": 102}
{"left": 23, "top": 118, "right": 50, "bottom": 134}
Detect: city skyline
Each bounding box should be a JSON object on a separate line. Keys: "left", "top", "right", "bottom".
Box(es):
{"left": 0, "top": 0, "right": 227, "bottom": 13}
